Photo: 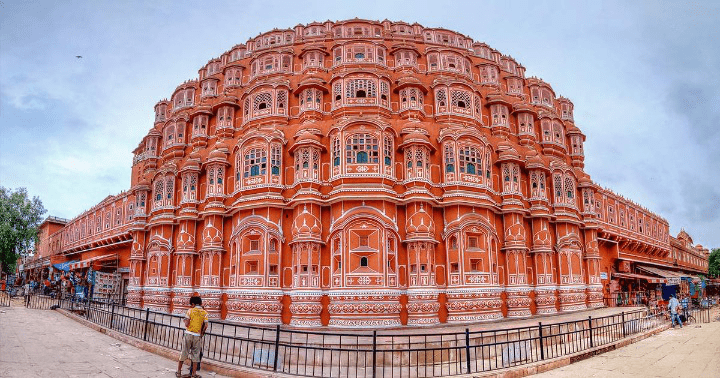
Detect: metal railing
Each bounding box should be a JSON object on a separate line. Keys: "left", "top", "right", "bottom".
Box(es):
{"left": 24, "top": 294, "right": 712, "bottom": 377}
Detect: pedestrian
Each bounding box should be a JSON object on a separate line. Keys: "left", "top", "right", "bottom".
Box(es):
{"left": 176, "top": 295, "right": 208, "bottom": 378}
{"left": 668, "top": 294, "right": 682, "bottom": 328}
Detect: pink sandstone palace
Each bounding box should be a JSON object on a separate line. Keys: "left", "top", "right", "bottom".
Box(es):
{"left": 29, "top": 19, "right": 709, "bottom": 328}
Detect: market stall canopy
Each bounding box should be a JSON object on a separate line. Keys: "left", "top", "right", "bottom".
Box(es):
{"left": 612, "top": 272, "right": 666, "bottom": 284}
{"left": 52, "top": 261, "right": 78, "bottom": 272}
{"left": 637, "top": 265, "right": 687, "bottom": 285}
{"left": 69, "top": 254, "right": 117, "bottom": 270}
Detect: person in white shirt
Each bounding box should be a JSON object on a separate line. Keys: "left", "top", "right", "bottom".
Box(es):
{"left": 668, "top": 294, "right": 682, "bottom": 328}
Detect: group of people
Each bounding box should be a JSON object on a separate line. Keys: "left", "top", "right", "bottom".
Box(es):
{"left": 16, "top": 271, "right": 91, "bottom": 300}
{"left": 667, "top": 293, "right": 694, "bottom": 328}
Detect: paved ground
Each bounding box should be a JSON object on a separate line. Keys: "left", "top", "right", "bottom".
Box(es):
{"left": 532, "top": 308, "right": 720, "bottom": 378}
{"left": 2, "top": 298, "right": 718, "bottom": 378}
{"left": 0, "top": 302, "right": 229, "bottom": 378}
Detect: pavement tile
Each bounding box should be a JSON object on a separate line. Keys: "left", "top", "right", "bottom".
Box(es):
{"left": 531, "top": 307, "right": 720, "bottom": 377}
{"left": 0, "top": 305, "right": 230, "bottom": 378}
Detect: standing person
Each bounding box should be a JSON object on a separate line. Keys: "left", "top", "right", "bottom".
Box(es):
{"left": 668, "top": 294, "right": 683, "bottom": 328}
{"left": 176, "top": 296, "right": 208, "bottom": 378}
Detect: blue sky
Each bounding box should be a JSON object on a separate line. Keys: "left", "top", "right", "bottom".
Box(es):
{"left": 1, "top": 1, "right": 718, "bottom": 248}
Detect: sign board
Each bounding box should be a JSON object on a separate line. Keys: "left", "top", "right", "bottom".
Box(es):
{"left": 600, "top": 272, "right": 608, "bottom": 280}
{"left": 117, "top": 267, "right": 130, "bottom": 273}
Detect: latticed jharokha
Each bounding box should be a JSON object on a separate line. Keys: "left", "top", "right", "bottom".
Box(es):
{"left": 37, "top": 19, "right": 709, "bottom": 328}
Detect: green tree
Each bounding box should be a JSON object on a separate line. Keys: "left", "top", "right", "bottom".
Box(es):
{"left": 0, "top": 187, "right": 46, "bottom": 274}
{"left": 709, "top": 248, "right": 720, "bottom": 278}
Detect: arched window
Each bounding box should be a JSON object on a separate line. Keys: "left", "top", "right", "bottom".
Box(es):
{"left": 295, "top": 147, "right": 321, "bottom": 181}
{"left": 154, "top": 179, "right": 164, "bottom": 208}
{"left": 459, "top": 145, "right": 481, "bottom": 176}
{"left": 490, "top": 104, "right": 508, "bottom": 126}
{"left": 164, "top": 124, "right": 176, "bottom": 148}
{"left": 271, "top": 144, "right": 281, "bottom": 175}
{"left": 253, "top": 92, "right": 272, "bottom": 115}
{"left": 346, "top": 133, "right": 379, "bottom": 164}
{"left": 405, "top": 145, "right": 430, "bottom": 179}
{"left": 451, "top": 90, "right": 471, "bottom": 110}
{"left": 217, "top": 106, "right": 234, "bottom": 129}
{"left": 383, "top": 135, "right": 393, "bottom": 166}
{"left": 225, "top": 68, "right": 242, "bottom": 87}
{"left": 165, "top": 177, "right": 174, "bottom": 206}
{"left": 300, "top": 88, "right": 322, "bottom": 111}
{"left": 244, "top": 147, "right": 267, "bottom": 178}
{"left": 332, "top": 137, "right": 341, "bottom": 167}
{"left": 399, "top": 88, "right": 423, "bottom": 110}
{"left": 552, "top": 121, "right": 565, "bottom": 146}
{"left": 444, "top": 143, "right": 455, "bottom": 173}
{"left": 518, "top": 113, "right": 534, "bottom": 135}
{"left": 192, "top": 115, "right": 208, "bottom": 137}
{"left": 436, "top": 88, "right": 447, "bottom": 108}
{"left": 346, "top": 79, "right": 377, "bottom": 99}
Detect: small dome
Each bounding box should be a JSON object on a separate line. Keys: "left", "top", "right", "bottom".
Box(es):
{"left": 210, "top": 149, "right": 224, "bottom": 159}
{"left": 295, "top": 131, "right": 322, "bottom": 145}
{"left": 291, "top": 205, "right": 322, "bottom": 241}
{"left": 402, "top": 130, "right": 430, "bottom": 145}
{"left": 525, "top": 150, "right": 547, "bottom": 169}
{"left": 181, "top": 158, "right": 200, "bottom": 171}
{"left": 406, "top": 203, "right": 435, "bottom": 238}
{"left": 497, "top": 141, "right": 521, "bottom": 162}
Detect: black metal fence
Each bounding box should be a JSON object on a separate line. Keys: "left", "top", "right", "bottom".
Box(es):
{"left": 16, "top": 295, "right": 702, "bottom": 377}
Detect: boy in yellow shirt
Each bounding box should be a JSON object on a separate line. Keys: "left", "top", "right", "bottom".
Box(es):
{"left": 176, "top": 296, "right": 208, "bottom": 377}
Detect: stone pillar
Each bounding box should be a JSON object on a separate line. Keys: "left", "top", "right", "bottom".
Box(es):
{"left": 171, "top": 220, "right": 197, "bottom": 315}
{"left": 556, "top": 223, "right": 588, "bottom": 312}
{"left": 531, "top": 217, "right": 558, "bottom": 314}
{"left": 406, "top": 241, "right": 440, "bottom": 325}
{"left": 503, "top": 212, "right": 532, "bottom": 318}
{"left": 127, "top": 230, "right": 146, "bottom": 309}
{"left": 289, "top": 241, "right": 323, "bottom": 327}
{"left": 198, "top": 215, "right": 224, "bottom": 319}
{"left": 584, "top": 228, "right": 604, "bottom": 308}
{"left": 405, "top": 203, "right": 440, "bottom": 326}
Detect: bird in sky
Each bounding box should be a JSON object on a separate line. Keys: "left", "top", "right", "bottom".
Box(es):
{"left": 76, "top": 56, "right": 82, "bottom": 59}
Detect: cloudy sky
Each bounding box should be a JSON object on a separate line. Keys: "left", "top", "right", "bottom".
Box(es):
{"left": 1, "top": 1, "right": 718, "bottom": 248}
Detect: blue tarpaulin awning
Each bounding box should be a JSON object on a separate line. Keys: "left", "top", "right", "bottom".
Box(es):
{"left": 52, "top": 261, "right": 78, "bottom": 272}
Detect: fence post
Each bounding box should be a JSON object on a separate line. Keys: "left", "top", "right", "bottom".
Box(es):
{"left": 110, "top": 303, "right": 116, "bottom": 329}
{"left": 372, "top": 330, "right": 377, "bottom": 378}
{"left": 465, "top": 328, "right": 471, "bottom": 374}
{"left": 273, "top": 324, "right": 281, "bottom": 371}
{"left": 538, "top": 322, "right": 545, "bottom": 360}
{"left": 588, "top": 316, "right": 594, "bottom": 348}
{"left": 143, "top": 308, "right": 150, "bottom": 341}
{"left": 621, "top": 311, "right": 626, "bottom": 338}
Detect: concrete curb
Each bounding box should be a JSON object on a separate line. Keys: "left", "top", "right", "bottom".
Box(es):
{"left": 56, "top": 307, "right": 670, "bottom": 378}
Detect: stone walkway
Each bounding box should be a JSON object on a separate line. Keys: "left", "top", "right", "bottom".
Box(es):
{"left": 0, "top": 303, "right": 229, "bottom": 378}
{"left": 532, "top": 308, "right": 720, "bottom": 377}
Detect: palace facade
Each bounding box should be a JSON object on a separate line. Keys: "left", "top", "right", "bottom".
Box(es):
{"left": 30, "top": 19, "right": 709, "bottom": 327}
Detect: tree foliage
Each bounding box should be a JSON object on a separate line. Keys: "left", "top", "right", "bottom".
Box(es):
{"left": 709, "top": 248, "right": 720, "bottom": 278}
{"left": 0, "top": 187, "right": 46, "bottom": 273}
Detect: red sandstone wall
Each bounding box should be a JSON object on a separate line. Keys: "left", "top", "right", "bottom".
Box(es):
{"left": 39, "top": 19, "right": 708, "bottom": 327}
